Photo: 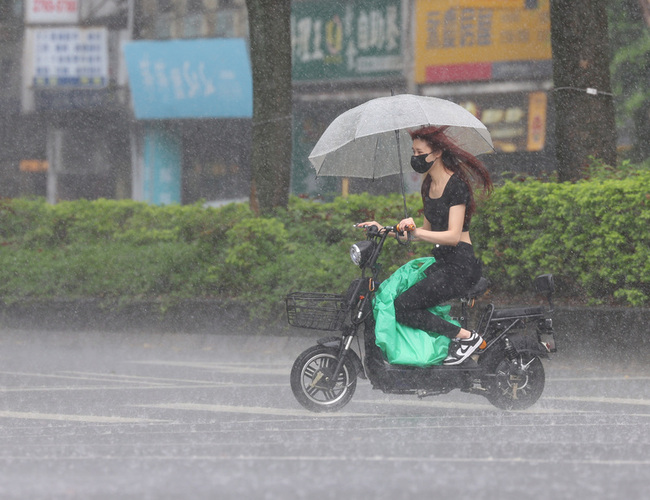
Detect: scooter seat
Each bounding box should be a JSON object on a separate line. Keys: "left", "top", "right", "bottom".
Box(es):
{"left": 464, "top": 277, "right": 489, "bottom": 300}
{"left": 491, "top": 305, "right": 545, "bottom": 319}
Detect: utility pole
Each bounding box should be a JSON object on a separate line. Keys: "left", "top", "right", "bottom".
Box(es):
{"left": 46, "top": 126, "right": 63, "bottom": 204}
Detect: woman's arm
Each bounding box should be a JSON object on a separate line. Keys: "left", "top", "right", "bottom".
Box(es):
{"left": 408, "top": 204, "right": 466, "bottom": 246}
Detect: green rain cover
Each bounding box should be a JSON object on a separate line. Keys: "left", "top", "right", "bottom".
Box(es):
{"left": 373, "top": 257, "right": 457, "bottom": 367}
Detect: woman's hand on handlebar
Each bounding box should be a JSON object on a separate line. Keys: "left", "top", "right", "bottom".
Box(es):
{"left": 356, "top": 220, "right": 413, "bottom": 243}
{"left": 398, "top": 217, "right": 416, "bottom": 234}
{"left": 355, "top": 221, "right": 383, "bottom": 231}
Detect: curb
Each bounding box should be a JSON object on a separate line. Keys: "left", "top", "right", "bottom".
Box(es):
{"left": 0, "top": 298, "right": 288, "bottom": 335}
{"left": 1, "top": 299, "right": 648, "bottom": 347}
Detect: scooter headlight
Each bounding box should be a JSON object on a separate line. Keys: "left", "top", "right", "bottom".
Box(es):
{"left": 350, "top": 240, "right": 375, "bottom": 267}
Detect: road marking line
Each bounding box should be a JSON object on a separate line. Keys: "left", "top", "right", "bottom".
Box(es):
{"left": 0, "top": 371, "right": 172, "bottom": 386}
{"left": 0, "top": 410, "right": 168, "bottom": 424}
{"left": 549, "top": 376, "right": 650, "bottom": 381}
{"left": 1, "top": 454, "right": 647, "bottom": 466}
{"left": 131, "top": 361, "right": 288, "bottom": 375}
{"left": 0, "top": 383, "right": 285, "bottom": 393}
{"left": 131, "top": 403, "right": 372, "bottom": 418}
{"left": 354, "top": 398, "right": 585, "bottom": 414}
{"left": 57, "top": 371, "right": 227, "bottom": 386}
{"left": 545, "top": 396, "right": 650, "bottom": 406}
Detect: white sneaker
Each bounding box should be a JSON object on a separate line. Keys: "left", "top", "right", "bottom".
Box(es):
{"left": 443, "top": 332, "right": 484, "bottom": 365}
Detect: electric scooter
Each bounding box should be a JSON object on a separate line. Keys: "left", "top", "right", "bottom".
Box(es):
{"left": 286, "top": 224, "right": 556, "bottom": 412}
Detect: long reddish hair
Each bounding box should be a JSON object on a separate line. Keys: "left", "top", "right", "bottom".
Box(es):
{"left": 409, "top": 126, "right": 492, "bottom": 226}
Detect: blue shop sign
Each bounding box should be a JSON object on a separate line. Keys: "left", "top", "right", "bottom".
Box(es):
{"left": 124, "top": 38, "right": 252, "bottom": 119}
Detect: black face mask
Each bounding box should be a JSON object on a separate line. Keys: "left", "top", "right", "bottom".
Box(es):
{"left": 410, "top": 153, "right": 434, "bottom": 174}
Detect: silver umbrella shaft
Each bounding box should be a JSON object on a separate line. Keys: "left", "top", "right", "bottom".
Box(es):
{"left": 394, "top": 128, "right": 408, "bottom": 220}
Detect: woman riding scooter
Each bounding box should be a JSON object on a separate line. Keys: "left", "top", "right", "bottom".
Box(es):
{"left": 359, "top": 126, "right": 493, "bottom": 365}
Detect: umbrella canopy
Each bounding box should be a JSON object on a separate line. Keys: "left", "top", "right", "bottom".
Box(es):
{"left": 309, "top": 94, "right": 494, "bottom": 179}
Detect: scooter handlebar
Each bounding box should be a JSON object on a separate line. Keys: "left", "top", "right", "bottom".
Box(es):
{"left": 354, "top": 223, "right": 414, "bottom": 236}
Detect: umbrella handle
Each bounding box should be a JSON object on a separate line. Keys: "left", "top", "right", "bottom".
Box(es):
{"left": 397, "top": 222, "right": 415, "bottom": 235}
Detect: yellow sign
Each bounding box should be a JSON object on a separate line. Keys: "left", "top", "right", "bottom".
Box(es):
{"left": 444, "top": 0, "right": 525, "bottom": 7}
{"left": 527, "top": 92, "right": 547, "bottom": 151}
{"left": 415, "top": 0, "right": 551, "bottom": 83}
{"left": 19, "top": 159, "right": 49, "bottom": 172}
{"left": 454, "top": 91, "right": 548, "bottom": 153}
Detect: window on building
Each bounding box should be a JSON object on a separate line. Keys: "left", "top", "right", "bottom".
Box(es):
{"left": 216, "top": 9, "right": 238, "bottom": 37}
{"left": 0, "top": 0, "right": 22, "bottom": 20}
{"left": 187, "top": 0, "right": 203, "bottom": 12}
{"left": 158, "top": 0, "right": 173, "bottom": 13}
{"left": 184, "top": 0, "right": 205, "bottom": 37}
{"left": 155, "top": 0, "right": 175, "bottom": 38}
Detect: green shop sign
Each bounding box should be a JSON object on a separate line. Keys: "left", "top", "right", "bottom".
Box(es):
{"left": 291, "top": 0, "right": 403, "bottom": 81}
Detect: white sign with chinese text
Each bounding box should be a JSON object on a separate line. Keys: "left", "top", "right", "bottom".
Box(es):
{"left": 30, "top": 27, "right": 108, "bottom": 87}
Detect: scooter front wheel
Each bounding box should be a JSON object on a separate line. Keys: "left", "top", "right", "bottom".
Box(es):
{"left": 290, "top": 345, "right": 357, "bottom": 413}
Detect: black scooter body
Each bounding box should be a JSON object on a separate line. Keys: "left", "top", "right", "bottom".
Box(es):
{"left": 316, "top": 274, "right": 552, "bottom": 396}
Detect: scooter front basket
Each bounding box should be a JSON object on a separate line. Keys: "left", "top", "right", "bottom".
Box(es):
{"left": 285, "top": 292, "right": 347, "bottom": 331}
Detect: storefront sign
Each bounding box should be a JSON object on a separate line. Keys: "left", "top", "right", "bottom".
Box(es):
{"left": 143, "top": 124, "right": 182, "bottom": 205}
{"left": 451, "top": 91, "right": 548, "bottom": 152}
{"left": 30, "top": 27, "right": 108, "bottom": 88}
{"left": 292, "top": 0, "right": 403, "bottom": 81}
{"left": 25, "top": 0, "right": 79, "bottom": 24}
{"left": 415, "top": 0, "right": 551, "bottom": 83}
{"left": 20, "top": 159, "right": 49, "bottom": 172}
{"left": 526, "top": 91, "right": 547, "bottom": 151}
{"left": 124, "top": 38, "right": 252, "bottom": 120}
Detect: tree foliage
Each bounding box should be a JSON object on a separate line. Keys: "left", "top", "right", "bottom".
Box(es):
{"left": 608, "top": 0, "right": 650, "bottom": 163}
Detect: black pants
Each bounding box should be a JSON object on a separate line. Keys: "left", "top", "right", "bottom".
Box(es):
{"left": 393, "top": 242, "right": 482, "bottom": 338}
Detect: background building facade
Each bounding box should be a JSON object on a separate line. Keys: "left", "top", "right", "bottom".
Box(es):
{"left": 0, "top": 0, "right": 556, "bottom": 205}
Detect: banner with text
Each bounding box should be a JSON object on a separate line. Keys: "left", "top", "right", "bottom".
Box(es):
{"left": 124, "top": 38, "right": 253, "bottom": 120}
{"left": 292, "top": 0, "right": 403, "bottom": 81}
{"left": 415, "top": 0, "right": 551, "bottom": 83}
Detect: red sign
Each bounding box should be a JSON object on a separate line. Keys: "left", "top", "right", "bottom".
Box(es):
{"left": 26, "top": 0, "right": 79, "bottom": 24}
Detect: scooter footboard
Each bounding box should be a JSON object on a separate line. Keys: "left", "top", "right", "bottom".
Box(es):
{"left": 361, "top": 317, "right": 479, "bottom": 392}
{"left": 368, "top": 361, "right": 480, "bottom": 393}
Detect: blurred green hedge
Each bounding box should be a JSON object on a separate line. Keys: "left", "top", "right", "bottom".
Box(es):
{"left": 0, "top": 165, "right": 648, "bottom": 319}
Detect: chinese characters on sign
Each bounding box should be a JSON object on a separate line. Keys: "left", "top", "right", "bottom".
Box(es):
{"left": 32, "top": 27, "right": 108, "bottom": 88}
{"left": 426, "top": 8, "right": 493, "bottom": 49}
{"left": 291, "top": 0, "right": 403, "bottom": 81}
{"left": 415, "top": 0, "right": 551, "bottom": 83}
{"left": 26, "top": 0, "right": 79, "bottom": 24}
{"left": 123, "top": 39, "right": 253, "bottom": 119}
{"left": 137, "top": 59, "right": 218, "bottom": 102}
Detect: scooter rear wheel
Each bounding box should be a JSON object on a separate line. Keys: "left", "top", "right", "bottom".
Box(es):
{"left": 290, "top": 345, "right": 357, "bottom": 413}
{"left": 485, "top": 354, "right": 545, "bottom": 410}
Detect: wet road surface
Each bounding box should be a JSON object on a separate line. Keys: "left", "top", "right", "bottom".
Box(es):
{"left": 0, "top": 328, "right": 648, "bottom": 499}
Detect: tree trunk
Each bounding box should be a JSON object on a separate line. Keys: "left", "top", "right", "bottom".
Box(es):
{"left": 639, "top": 0, "right": 650, "bottom": 26}
{"left": 550, "top": 0, "right": 617, "bottom": 181}
{"left": 245, "top": 0, "right": 293, "bottom": 212}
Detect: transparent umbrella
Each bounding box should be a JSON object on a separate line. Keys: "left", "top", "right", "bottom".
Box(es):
{"left": 308, "top": 94, "right": 494, "bottom": 216}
